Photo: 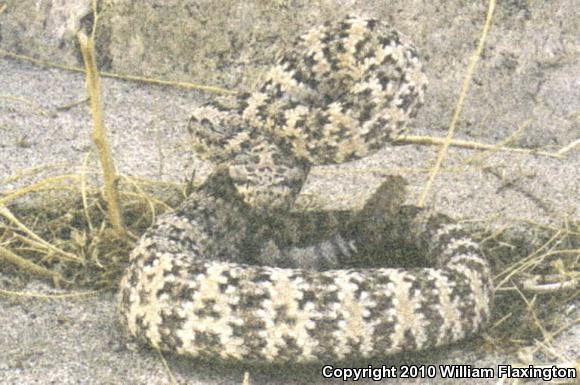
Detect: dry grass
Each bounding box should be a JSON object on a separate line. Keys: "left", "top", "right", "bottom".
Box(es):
{"left": 0, "top": 0, "right": 578, "bottom": 379}
{"left": 477, "top": 219, "right": 579, "bottom": 356}
{"left": 78, "top": 30, "right": 125, "bottom": 234}
{"left": 0, "top": 167, "right": 183, "bottom": 289}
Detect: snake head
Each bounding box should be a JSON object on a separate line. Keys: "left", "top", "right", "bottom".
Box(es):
{"left": 227, "top": 139, "right": 308, "bottom": 212}
{"left": 189, "top": 101, "right": 308, "bottom": 213}
{"left": 188, "top": 101, "right": 247, "bottom": 164}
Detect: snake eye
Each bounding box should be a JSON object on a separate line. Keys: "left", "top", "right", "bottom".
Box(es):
{"left": 207, "top": 122, "right": 225, "bottom": 135}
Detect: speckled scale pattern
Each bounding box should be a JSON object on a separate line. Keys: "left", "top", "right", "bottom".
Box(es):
{"left": 118, "top": 15, "right": 493, "bottom": 364}
{"left": 240, "top": 16, "right": 427, "bottom": 165}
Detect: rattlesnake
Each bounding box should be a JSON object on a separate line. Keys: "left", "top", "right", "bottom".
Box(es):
{"left": 117, "top": 15, "right": 493, "bottom": 364}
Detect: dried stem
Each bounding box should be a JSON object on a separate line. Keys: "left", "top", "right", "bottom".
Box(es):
{"left": 77, "top": 31, "right": 125, "bottom": 234}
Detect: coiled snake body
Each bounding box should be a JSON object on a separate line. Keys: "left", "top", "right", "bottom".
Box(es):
{"left": 118, "top": 16, "right": 493, "bottom": 364}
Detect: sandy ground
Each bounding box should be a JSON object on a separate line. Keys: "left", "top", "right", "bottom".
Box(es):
{"left": 1, "top": 4, "right": 579, "bottom": 383}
